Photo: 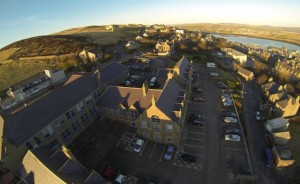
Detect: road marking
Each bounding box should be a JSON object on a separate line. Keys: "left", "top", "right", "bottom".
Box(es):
{"left": 185, "top": 137, "right": 205, "bottom": 141}
{"left": 226, "top": 155, "right": 245, "bottom": 159}
{"left": 159, "top": 145, "right": 166, "bottom": 161}
{"left": 149, "top": 142, "right": 157, "bottom": 158}
{"left": 117, "top": 132, "right": 133, "bottom": 146}
{"left": 183, "top": 152, "right": 204, "bottom": 157}
{"left": 139, "top": 140, "right": 148, "bottom": 155}
{"left": 184, "top": 144, "right": 205, "bottom": 148}
{"left": 225, "top": 147, "right": 243, "bottom": 151}
{"left": 187, "top": 130, "right": 206, "bottom": 135}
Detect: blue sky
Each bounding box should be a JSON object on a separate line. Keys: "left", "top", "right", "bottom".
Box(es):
{"left": 0, "top": 0, "right": 300, "bottom": 48}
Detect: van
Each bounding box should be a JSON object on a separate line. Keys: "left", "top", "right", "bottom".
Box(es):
{"left": 264, "top": 148, "right": 275, "bottom": 168}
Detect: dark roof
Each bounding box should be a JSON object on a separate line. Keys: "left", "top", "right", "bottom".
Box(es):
{"left": 99, "top": 63, "right": 128, "bottom": 83}
{"left": 175, "top": 56, "right": 190, "bottom": 81}
{"left": 10, "top": 73, "right": 49, "bottom": 91}
{"left": 2, "top": 73, "right": 99, "bottom": 146}
{"left": 156, "top": 79, "right": 184, "bottom": 123}
{"left": 100, "top": 86, "right": 161, "bottom": 113}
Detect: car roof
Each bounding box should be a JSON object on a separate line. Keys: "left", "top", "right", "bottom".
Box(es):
{"left": 136, "top": 139, "right": 144, "bottom": 144}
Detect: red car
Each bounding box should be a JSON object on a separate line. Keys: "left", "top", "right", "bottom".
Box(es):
{"left": 193, "top": 96, "right": 205, "bottom": 102}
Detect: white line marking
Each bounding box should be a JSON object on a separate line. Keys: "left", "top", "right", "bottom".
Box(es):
{"left": 184, "top": 144, "right": 205, "bottom": 148}
{"left": 188, "top": 126, "right": 206, "bottom": 130}
{"left": 183, "top": 152, "right": 204, "bottom": 157}
{"left": 225, "top": 148, "right": 243, "bottom": 151}
{"left": 149, "top": 143, "right": 157, "bottom": 158}
{"left": 139, "top": 140, "right": 148, "bottom": 155}
{"left": 186, "top": 137, "right": 205, "bottom": 141}
{"left": 159, "top": 145, "right": 167, "bottom": 161}
{"left": 187, "top": 131, "right": 206, "bottom": 135}
{"left": 117, "top": 132, "right": 128, "bottom": 146}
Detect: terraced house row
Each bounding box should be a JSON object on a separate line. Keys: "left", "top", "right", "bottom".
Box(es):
{"left": 0, "top": 56, "right": 192, "bottom": 183}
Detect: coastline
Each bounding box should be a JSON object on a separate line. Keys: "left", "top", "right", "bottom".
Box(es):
{"left": 210, "top": 32, "right": 300, "bottom": 48}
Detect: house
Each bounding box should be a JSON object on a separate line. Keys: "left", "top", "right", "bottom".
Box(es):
{"left": 125, "top": 41, "right": 140, "bottom": 50}
{"left": 222, "top": 48, "right": 247, "bottom": 66}
{"left": 272, "top": 146, "right": 295, "bottom": 167}
{"left": 155, "top": 40, "right": 174, "bottom": 56}
{"left": 106, "top": 24, "right": 118, "bottom": 32}
{"left": 175, "top": 29, "right": 185, "bottom": 34}
{"left": 269, "top": 92, "right": 288, "bottom": 103}
{"left": 79, "top": 48, "right": 105, "bottom": 62}
{"left": 275, "top": 96, "right": 300, "bottom": 117}
{"left": 99, "top": 56, "right": 192, "bottom": 147}
{"left": 142, "top": 33, "right": 149, "bottom": 37}
{"left": 261, "top": 82, "right": 281, "bottom": 96}
{"left": 0, "top": 72, "right": 102, "bottom": 174}
{"left": 271, "top": 131, "right": 291, "bottom": 146}
{"left": 19, "top": 146, "right": 102, "bottom": 183}
{"left": 135, "top": 36, "right": 143, "bottom": 41}
{"left": 237, "top": 67, "right": 254, "bottom": 81}
{"left": 265, "top": 117, "right": 289, "bottom": 133}
{"left": 0, "top": 69, "right": 66, "bottom": 111}
{"left": 98, "top": 63, "right": 129, "bottom": 86}
{"left": 152, "top": 24, "right": 165, "bottom": 29}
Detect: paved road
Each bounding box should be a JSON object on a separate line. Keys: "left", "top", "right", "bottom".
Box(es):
{"left": 243, "top": 82, "right": 281, "bottom": 184}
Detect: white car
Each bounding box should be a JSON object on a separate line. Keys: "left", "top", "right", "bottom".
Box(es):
{"left": 133, "top": 139, "right": 144, "bottom": 152}
{"left": 256, "top": 111, "right": 262, "bottom": 121}
{"left": 223, "top": 117, "right": 238, "bottom": 123}
{"left": 115, "top": 173, "right": 127, "bottom": 184}
{"left": 225, "top": 134, "right": 241, "bottom": 142}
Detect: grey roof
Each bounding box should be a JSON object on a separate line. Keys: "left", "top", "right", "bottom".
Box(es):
{"left": 100, "top": 86, "right": 161, "bottom": 113}
{"left": 99, "top": 63, "right": 128, "bottom": 83}
{"left": 23, "top": 146, "right": 102, "bottom": 183}
{"left": 156, "top": 79, "right": 185, "bottom": 123}
{"left": 175, "top": 56, "right": 190, "bottom": 81}
{"left": 2, "top": 73, "right": 99, "bottom": 146}
{"left": 10, "top": 73, "right": 49, "bottom": 91}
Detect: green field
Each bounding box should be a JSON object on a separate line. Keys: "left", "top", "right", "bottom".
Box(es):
{"left": 0, "top": 48, "right": 20, "bottom": 63}
{"left": 0, "top": 61, "right": 55, "bottom": 93}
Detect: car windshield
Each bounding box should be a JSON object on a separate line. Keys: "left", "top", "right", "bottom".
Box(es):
{"left": 134, "top": 144, "right": 141, "bottom": 149}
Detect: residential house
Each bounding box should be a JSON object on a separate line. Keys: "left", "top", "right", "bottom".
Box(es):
{"left": 272, "top": 146, "right": 295, "bottom": 167}
{"left": 135, "top": 36, "right": 143, "bottom": 41}
{"left": 176, "top": 29, "right": 185, "bottom": 34}
{"left": 142, "top": 33, "right": 149, "bottom": 37}
{"left": 106, "top": 25, "right": 118, "bottom": 32}
{"left": 155, "top": 40, "right": 174, "bottom": 56}
{"left": 19, "top": 146, "right": 102, "bottom": 183}
{"left": 0, "top": 69, "right": 66, "bottom": 111}
{"left": 79, "top": 48, "right": 105, "bottom": 62}
{"left": 237, "top": 67, "right": 254, "bottom": 81}
{"left": 222, "top": 48, "right": 247, "bottom": 66}
{"left": 261, "top": 82, "right": 281, "bottom": 97}
{"left": 125, "top": 41, "right": 140, "bottom": 50}
{"left": 275, "top": 59, "right": 300, "bottom": 81}
{"left": 0, "top": 73, "right": 102, "bottom": 174}
{"left": 275, "top": 96, "right": 300, "bottom": 117}
{"left": 269, "top": 92, "right": 288, "bottom": 103}
{"left": 152, "top": 24, "right": 165, "bottom": 30}
{"left": 98, "top": 63, "right": 129, "bottom": 86}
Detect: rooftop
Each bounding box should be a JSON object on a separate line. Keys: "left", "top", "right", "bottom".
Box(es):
{"left": 99, "top": 63, "right": 128, "bottom": 84}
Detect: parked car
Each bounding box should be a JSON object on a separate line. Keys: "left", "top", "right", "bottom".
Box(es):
{"left": 217, "top": 82, "right": 228, "bottom": 89}
{"left": 190, "top": 113, "right": 205, "bottom": 121}
{"left": 180, "top": 154, "right": 196, "bottom": 162}
{"left": 164, "top": 145, "right": 175, "bottom": 160}
{"left": 193, "top": 88, "right": 203, "bottom": 93}
{"left": 193, "top": 96, "right": 205, "bottom": 102}
{"left": 223, "top": 112, "right": 237, "bottom": 118}
{"left": 133, "top": 139, "right": 144, "bottom": 152}
{"left": 224, "top": 134, "right": 241, "bottom": 142}
{"left": 115, "top": 173, "right": 127, "bottom": 184}
{"left": 263, "top": 148, "right": 275, "bottom": 168}
{"left": 189, "top": 114, "right": 205, "bottom": 126}
{"left": 210, "top": 72, "right": 219, "bottom": 76}
{"left": 223, "top": 117, "right": 238, "bottom": 123}
{"left": 224, "top": 127, "right": 240, "bottom": 135}
{"left": 256, "top": 111, "right": 262, "bottom": 121}
{"left": 103, "top": 166, "right": 115, "bottom": 180}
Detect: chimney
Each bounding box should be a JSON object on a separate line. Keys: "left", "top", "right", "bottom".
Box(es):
{"left": 151, "top": 96, "right": 156, "bottom": 106}
{"left": 142, "top": 82, "right": 148, "bottom": 97}
{"left": 167, "top": 71, "right": 173, "bottom": 80}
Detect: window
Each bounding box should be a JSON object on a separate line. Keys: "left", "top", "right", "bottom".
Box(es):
{"left": 56, "top": 119, "right": 65, "bottom": 129}
{"left": 72, "top": 121, "right": 80, "bottom": 131}
{"left": 81, "top": 113, "right": 89, "bottom": 123}
{"left": 34, "top": 136, "right": 41, "bottom": 145}
{"left": 61, "top": 129, "right": 72, "bottom": 140}
{"left": 85, "top": 96, "right": 93, "bottom": 105}
{"left": 142, "top": 132, "right": 149, "bottom": 138}
{"left": 90, "top": 108, "right": 96, "bottom": 116}
{"left": 120, "top": 109, "right": 126, "bottom": 117}
{"left": 131, "top": 110, "right": 138, "bottom": 119}
{"left": 166, "top": 137, "right": 173, "bottom": 144}
{"left": 141, "top": 121, "right": 147, "bottom": 129}
{"left": 26, "top": 142, "right": 33, "bottom": 150}
{"left": 166, "top": 124, "right": 173, "bottom": 132}
{"left": 50, "top": 139, "right": 60, "bottom": 149}
{"left": 65, "top": 109, "right": 75, "bottom": 120}
{"left": 151, "top": 115, "right": 160, "bottom": 131}
{"left": 76, "top": 102, "right": 85, "bottom": 112}
{"left": 154, "top": 134, "right": 161, "bottom": 141}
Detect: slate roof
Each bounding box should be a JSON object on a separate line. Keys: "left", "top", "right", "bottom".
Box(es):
{"left": 2, "top": 73, "right": 99, "bottom": 146}
{"left": 99, "top": 63, "right": 128, "bottom": 84}
{"left": 22, "top": 146, "right": 102, "bottom": 183}
{"left": 100, "top": 87, "right": 161, "bottom": 113}
{"left": 175, "top": 56, "right": 190, "bottom": 81}
{"left": 156, "top": 79, "right": 185, "bottom": 123}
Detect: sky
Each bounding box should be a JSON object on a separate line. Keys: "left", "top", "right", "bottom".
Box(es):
{"left": 0, "top": 0, "right": 300, "bottom": 48}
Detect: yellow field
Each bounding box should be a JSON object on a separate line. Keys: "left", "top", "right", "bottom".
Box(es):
{"left": 0, "top": 48, "right": 20, "bottom": 63}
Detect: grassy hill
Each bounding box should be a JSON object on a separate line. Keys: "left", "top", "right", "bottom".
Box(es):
{"left": 0, "top": 25, "right": 140, "bottom": 93}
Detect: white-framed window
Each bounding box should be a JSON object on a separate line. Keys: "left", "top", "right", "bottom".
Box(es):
{"left": 76, "top": 102, "right": 85, "bottom": 112}
{"left": 154, "top": 134, "right": 161, "bottom": 141}
{"left": 166, "top": 137, "right": 173, "bottom": 144}
{"left": 66, "top": 109, "right": 75, "bottom": 119}
{"left": 151, "top": 115, "right": 160, "bottom": 131}
{"left": 166, "top": 124, "right": 173, "bottom": 132}
{"left": 72, "top": 121, "right": 80, "bottom": 131}
{"left": 56, "top": 119, "right": 65, "bottom": 129}
{"left": 81, "top": 113, "right": 89, "bottom": 123}
{"left": 141, "top": 121, "right": 147, "bottom": 129}
{"left": 61, "top": 129, "right": 72, "bottom": 140}
{"left": 85, "top": 96, "right": 93, "bottom": 105}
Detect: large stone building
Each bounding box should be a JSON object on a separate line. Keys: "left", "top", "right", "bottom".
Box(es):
{"left": 222, "top": 48, "right": 247, "bottom": 66}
